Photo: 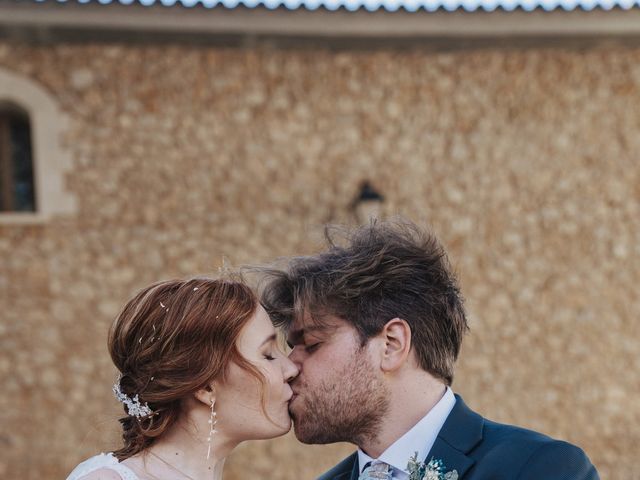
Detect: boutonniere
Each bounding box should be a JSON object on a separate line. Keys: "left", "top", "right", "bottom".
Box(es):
{"left": 407, "top": 452, "right": 459, "bottom": 480}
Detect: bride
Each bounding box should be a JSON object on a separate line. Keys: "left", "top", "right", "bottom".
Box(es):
{"left": 67, "top": 276, "right": 298, "bottom": 480}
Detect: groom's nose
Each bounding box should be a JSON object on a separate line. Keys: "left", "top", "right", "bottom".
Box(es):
{"left": 284, "top": 356, "right": 299, "bottom": 382}
{"left": 287, "top": 345, "right": 304, "bottom": 367}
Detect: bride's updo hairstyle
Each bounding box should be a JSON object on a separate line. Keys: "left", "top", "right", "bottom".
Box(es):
{"left": 108, "top": 277, "right": 263, "bottom": 460}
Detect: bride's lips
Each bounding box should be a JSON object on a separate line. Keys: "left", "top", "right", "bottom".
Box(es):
{"left": 284, "top": 386, "right": 295, "bottom": 403}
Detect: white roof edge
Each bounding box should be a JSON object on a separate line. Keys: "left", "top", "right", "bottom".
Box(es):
{"left": 20, "top": 0, "right": 640, "bottom": 12}
{"left": 2, "top": 2, "right": 640, "bottom": 37}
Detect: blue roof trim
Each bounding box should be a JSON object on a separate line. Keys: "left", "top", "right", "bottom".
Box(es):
{"left": 34, "top": 0, "right": 640, "bottom": 11}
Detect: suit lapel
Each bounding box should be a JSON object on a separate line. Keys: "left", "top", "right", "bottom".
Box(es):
{"left": 426, "top": 438, "right": 476, "bottom": 479}
{"left": 326, "top": 452, "right": 358, "bottom": 480}
{"left": 424, "top": 394, "right": 484, "bottom": 479}
{"left": 347, "top": 457, "right": 360, "bottom": 480}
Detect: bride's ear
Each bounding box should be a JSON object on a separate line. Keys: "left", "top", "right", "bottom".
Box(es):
{"left": 194, "top": 383, "right": 216, "bottom": 406}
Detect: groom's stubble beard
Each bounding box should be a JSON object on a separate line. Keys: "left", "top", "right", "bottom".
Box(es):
{"left": 289, "top": 347, "right": 390, "bottom": 446}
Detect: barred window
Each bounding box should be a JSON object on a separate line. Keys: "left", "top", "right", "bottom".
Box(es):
{"left": 0, "top": 103, "right": 35, "bottom": 212}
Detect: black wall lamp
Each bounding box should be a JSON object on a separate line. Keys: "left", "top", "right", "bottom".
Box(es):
{"left": 351, "top": 180, "right": 385, "bottom": 223}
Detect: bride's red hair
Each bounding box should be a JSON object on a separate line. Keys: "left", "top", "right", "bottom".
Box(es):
{"left": 108, "top": 276, "right": 263, "bottom": 461}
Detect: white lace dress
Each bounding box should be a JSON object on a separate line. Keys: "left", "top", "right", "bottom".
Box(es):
{"left": 66, "top": 452, "right": 139, "bottom": 480}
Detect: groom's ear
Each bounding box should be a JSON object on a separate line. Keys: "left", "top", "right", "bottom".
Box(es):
{"left": 379, "top": 318, "right": 412, "bottom": 373}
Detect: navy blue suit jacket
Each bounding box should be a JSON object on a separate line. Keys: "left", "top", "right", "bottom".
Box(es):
{"left": 317, "top": 395, "right": 599, "bottom": 480}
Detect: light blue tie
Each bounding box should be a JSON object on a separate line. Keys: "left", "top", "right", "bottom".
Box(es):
{"left": 358, "top": 461, "right": 393, "bottom": 480}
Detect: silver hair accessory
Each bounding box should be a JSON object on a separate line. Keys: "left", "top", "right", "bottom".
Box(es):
{"left": 112, "top": 375, "right": 154, "bottom": 419}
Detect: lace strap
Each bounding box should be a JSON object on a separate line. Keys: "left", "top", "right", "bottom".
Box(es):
{"left": 104, "top": 462, "right": 139, "bottom": 480}
{"left": 66, "top": 453, "right": 139, "bottom": 480}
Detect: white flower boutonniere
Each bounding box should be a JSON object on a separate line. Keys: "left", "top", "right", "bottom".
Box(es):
{"left": 407, "top": 452, "right": 459, "bottom": 480}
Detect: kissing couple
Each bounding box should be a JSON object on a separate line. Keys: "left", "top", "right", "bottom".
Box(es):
{"left": 67, "top": 219, "right": 599, "bottom": 480}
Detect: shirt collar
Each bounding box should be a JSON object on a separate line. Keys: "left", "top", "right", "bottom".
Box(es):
{"left": 357, "top": 386, "right": 456, "bottom": 475}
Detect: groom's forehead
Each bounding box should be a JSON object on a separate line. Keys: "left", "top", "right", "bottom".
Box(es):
{"left": 294, "top": 309, "right": 338, "bottom": 328}
{"left": 287, "top": 325, "right": 329, "bottom": 343}
{"left": 287, "top": 312, "right": 344, "bottom": 341}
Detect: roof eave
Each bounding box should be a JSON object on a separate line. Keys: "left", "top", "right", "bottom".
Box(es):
{"left": 1, "top": 1, "right": 640, "bottom": 44}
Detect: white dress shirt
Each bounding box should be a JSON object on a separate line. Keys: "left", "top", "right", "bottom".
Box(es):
{"left": 357, "top": 387, "right": 456, "bottom": 480}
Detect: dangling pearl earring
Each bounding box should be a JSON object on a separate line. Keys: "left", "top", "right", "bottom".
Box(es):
{"left": 206, "top": 397, "right": 217, "bottom": 459}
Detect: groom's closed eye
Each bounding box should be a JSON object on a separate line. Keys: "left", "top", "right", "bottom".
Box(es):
{"left": 304, "top": 343, "right": 321, "bottom": 353}
{"left": 286, "top": 340, "right": 319, "bottom": 351}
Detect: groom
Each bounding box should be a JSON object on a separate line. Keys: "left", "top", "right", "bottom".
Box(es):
{"left": 261, "top": 219, "right": 599, "bottom": 480}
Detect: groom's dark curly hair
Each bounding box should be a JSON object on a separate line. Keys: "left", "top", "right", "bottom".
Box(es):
{"left": 259, "top": 218, "right": 469, "bottom": 386}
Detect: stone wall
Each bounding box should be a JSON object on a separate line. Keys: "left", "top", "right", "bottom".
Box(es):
{"left": 0, "top": 40, "right": 638, "bottom": 479}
